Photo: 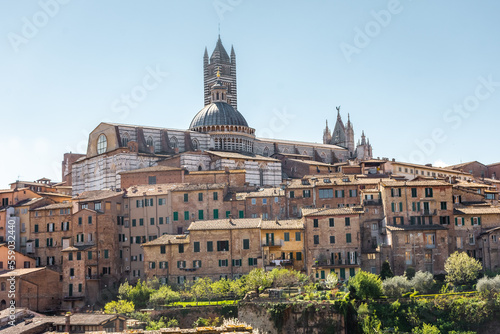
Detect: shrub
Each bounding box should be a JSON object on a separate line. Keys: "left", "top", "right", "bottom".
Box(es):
{"left": 348, "top": 270, "right": 383, "bottom": 300}
{"left": 405, "top": 267, "right": 416, "bottom": 280}
{"left": 412, "top": 323, "right": 440, "bottom": 334}
{"left": 445, "top": 252, "right": 482, "bottom": 286}
{"left": 380, "top": 260, "right": 394, "bottom": 280}
{"left": 411, "top": 271, "right": 434, "bottom": 294}
{"left": 383, "top": 275, "right": 411, "bottom": 297}
{"left": 476, "top": 275, "right": 500, "bottom": 296}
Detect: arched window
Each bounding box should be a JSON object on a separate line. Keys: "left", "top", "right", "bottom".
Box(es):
{"left": 170, "top": 137, "right": 178, "bottom": 149}
{"left": 146, "top": 136, "right": 154, "bottom": 147}
{"left": 0, "top": 300, "right": 5, "bottom": 310}
{"left": 121, "top": 133, "right": 130, "bottom": 147}
{"left": 97, "top": 134, "right": 107, "bottom": 154}
{"left": 263, "top": 147, "right": 270, "bottom": 157}
{"left": 192, "top": 139, "right": 199, "bottom": 151}
{"left": 0, "top": 283, "right": 5, "bottom": 291}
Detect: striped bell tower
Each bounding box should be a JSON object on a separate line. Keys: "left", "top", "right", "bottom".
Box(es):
{"left": 203, "top": 35, "right": 238, "bottom": 110}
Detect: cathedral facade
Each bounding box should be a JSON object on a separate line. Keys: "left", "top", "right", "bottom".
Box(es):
{"left": 323, "top": 107, "right": 372, "bottom": 160}
{"left": 71, "top": 37, "right": 370, "bottom": 195}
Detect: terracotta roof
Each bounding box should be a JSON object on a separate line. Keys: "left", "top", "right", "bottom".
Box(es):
{"left": 454, "top": 181, "right": 490, "bottom": 188}
{"left": 0, "top": 268, "right": 45, "bottom": 277}
{"left": 125, "top": 184, "right": 179, "bottom": 197}
{"left": 50, "top": 313, "right": 125, "bottom": 326}
{"left": 381, "top": 180, "right": 451, "bottom": 187}
{"left": 454, "top": 206, "right": 500, "bottom": 215}
{"left": 447, "top": 161, "right": 487, "bottom": 169}
{"left": 188, "top": 218, "right": 261, "bottom": 231}
{"left": 14, "top": 197, "right": 47, "bottom": 207}
{"left": 119, "top": 165, "right": 183, "bottom": 174}
{"left": 302, "top": 206, "right": 364, "bottom": 217}
{"left": 261, "top": 219, "right": 303, "bottom": 230}
{"left": 172, "top": 183, "right": 226, "bottom": 192}
{"left": 73, "top": 189, "right": 123, "bottom": 202}
{"left": 206, "top": 150, "right": 279, "bottom": 162}
{"left": 386, "top": 225, "right": 448, "bottom": 231}
{"left": 33, "top": 202, "right": 72, "bottom": 210}
{"left": 142, "top": 234, "right": 190, "bottom": 246}
{"left": 235, "top": 188, "right": 284, "bottom": 199}
{"left": 391, "top": 161, "right": 472, "bottom": 175}
{"left": 38, "top": 192, "right": 72, "bottom": 198}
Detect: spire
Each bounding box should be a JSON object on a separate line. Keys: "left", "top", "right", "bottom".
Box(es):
{"left": 211, "top": 35, "right": 230, "bottom": 62}
{"left": 361, "top": 131, "right": 366, "bottom": 145}
{"left": 204, "top": 47, "right": 208, "bottom": 59}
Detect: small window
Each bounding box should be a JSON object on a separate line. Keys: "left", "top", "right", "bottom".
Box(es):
{"left": 148, "top": 176, "right": 156, "bottom": 185}
{"left": 198, "top": 193, "right": 203, "bottom": 201}
{"left": 314, "top": 235, "right": 319, "bottom": 244}
{"left": 184, "top": 194, "right": 189, "bottom": 202}
{"left": 313, "top": 219, "right": 319, "bottom": 228}
{"left": 243, "top": 239, "right": 250, "bottom": 249}
{"left": 284, "top": 233, "right": 290, "bottom": 242}
{"left": 295, "top": 232, "right": 301, "bottom": 241}
{"left": 330, "top": 236, "right": 335, "bottom": 244}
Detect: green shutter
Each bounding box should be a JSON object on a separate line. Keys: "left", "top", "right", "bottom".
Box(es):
{"left": 391, "top": 203, "right": 395, "bottom": 212}
{"left": 239, "top": 210, "right": 244, "bottom": 218}
{"left": 455, "top": 217, "right": 458, "bottom": 226}
{"left": 478, "top": 217, "right": 481, "bottom": 225}
{"left": 399, "top": 202, "right": 403, "bottom": 212}
{"left": 471, "top": 217, "right": 474, "bottom": 226}
{"left": 213, "top": 209, "right": 219, "bottom": 219}
{"left": 198, "top": 210, "right": 204, "bottom": 220}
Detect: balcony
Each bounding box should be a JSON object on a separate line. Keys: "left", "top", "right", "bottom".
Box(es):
{"left": 363, "top": 199, "right": 382, "bottom": 206}
{"left": 262, "top": 239, "right": 284, "bottom": 247}
{"left": 86, "top": 275, "right": 100, "bottom": 280}
{"left": 422, "top": 209, "right": 437, "bottom": 216}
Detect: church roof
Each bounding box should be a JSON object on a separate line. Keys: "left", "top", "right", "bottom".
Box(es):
{"left": 190, "top": 102, "right": 248, "bottom": 129}
{"left": 210, "top": 36, "right": 230, "bottom": 62}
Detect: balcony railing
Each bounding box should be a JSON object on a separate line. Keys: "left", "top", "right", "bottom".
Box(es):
{"left": 262, "top": 239, "right": 284, "bottom": 247}
{"left": 422, "top": 209, "right": 437, "bottom": 216}
{"left": 363, "top": 199, "right": 382, "bottom": 206}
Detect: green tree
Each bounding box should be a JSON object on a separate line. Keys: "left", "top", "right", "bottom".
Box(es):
{"left": 412, "top": 323, "right": 440, "bottom": 334}
{"left": 118, "top": 279, "right": 156, "bottom": 309}
{"left": 104, "top": 300, "right": 135, "bottom": 314}
{"left": 146, "top": 317, "right": 179, "bottom": 330}
{"left": 211, "top": 278, "right": 231, "bottom": 301}
{"left": 149, "top": 285, "right": 181, "bottom": 306}
{"left": 190, "top": 277, "right": 213, "bottom": 304}
{"left": 244, "top": 268, "right": 272, "bottom": 296}
{"left": 445, "top": 251, "right": 482, "bottom": 286}
{"left": 347, "top": 270, "right": 383, "bottom": 300}
{"left": 380, "top": 260, "right": 394, "bottom": 280}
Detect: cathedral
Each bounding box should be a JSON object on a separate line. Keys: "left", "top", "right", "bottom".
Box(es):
{"left": 70, "top": 36, "right": 373, "bottom": 195}
{"left": 323, "top": 107, "right": 372, "bottom": 160}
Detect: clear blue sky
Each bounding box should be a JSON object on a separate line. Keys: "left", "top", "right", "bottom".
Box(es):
{"left": 1, "top": 1, "right": 499, "bottom": 188}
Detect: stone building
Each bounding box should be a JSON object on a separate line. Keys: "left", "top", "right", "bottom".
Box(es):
{"left": 142, "top": 218, "right": 262, "bottom": 283}
{"left": 0, "top": 267, "right": 61, "bottom": 312}
{"left": 302, "top": 207, "right": 364, "bottom": 281}
{"left": 260, "top": 219, "right": 304, "bottom": 272}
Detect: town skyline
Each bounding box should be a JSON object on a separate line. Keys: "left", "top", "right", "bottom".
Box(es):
{"left": 2, "top": 1, "right": 500, "bottom": 188}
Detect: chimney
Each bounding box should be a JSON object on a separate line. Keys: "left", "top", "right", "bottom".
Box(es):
{"left": 65, "top": 312, "right": 71, "bottom": 333}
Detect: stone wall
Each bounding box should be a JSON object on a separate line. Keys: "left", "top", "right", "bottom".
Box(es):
{"left": 238, "top": 301, "right": 343, "bottom": 334}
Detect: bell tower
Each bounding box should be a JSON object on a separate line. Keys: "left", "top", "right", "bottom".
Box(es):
{"left": 203, "top": 35, "right": 237, "bottom": 110}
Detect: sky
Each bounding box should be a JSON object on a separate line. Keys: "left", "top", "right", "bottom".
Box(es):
{"left": 1, "top": 1, "right": 499, "bottom": 189}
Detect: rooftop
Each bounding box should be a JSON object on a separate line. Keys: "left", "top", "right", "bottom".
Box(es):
{"left": 235, "top": 187, "right": 284, "bottom": 199}
{"left": 188, "top": 218, "right": 261, "bottom": 231}
{"left": 33, "top": 202, "right": 72, "bottom": 210}
{"left": 142, "top": 234, "right": 190, "bottom": 246}
{"left": 73, "top": 189, "right": 124, "bottom": 202}
{"left": 261, "top": 219, "right": 303, "bottom": 230}
{"left": 302, "top": 206, "right": 364, "bottom": 217}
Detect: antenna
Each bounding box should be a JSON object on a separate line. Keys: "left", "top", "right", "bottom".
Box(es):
{"left": 218, "top": 23, "right": 220, "bottom": 37}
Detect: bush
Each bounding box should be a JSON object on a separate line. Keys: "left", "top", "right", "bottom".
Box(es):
{"left": 405, "top": 267, "right": 416, "bottom": 280}
{"left": 104, "top": 300, "right": 135, "bottom": 314}
{"left": 348, "top": 271, "right": 383, "bottom": 300}
{"left": 380, "top": 260, "right": 394, "bottom": 280}
{"left": 412, "top": 323, "right": 440, "bottom": 334}
{"left": 383, "top": 275, "right": 411, "bottom": 297}
{"left": 411, "top": 271, "right": 434, "bottom": 294}
{"left": 149, "top": 285, "right": 181, "bottom": 306}
{"left": 445, "top": 252, "right": 482, "bottom": 286}
{"left": 477, "top": 275, "right": 500, "bottom": 297}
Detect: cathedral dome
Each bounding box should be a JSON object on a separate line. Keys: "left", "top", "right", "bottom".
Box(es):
{"left": 189, "top": 102, "right": 248, "bottom": 129}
